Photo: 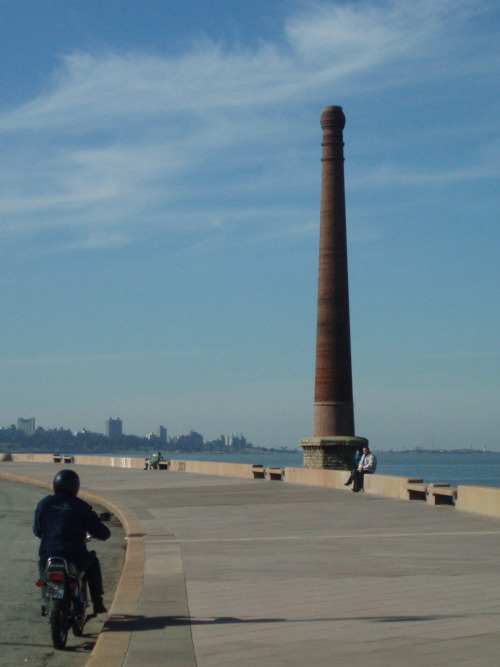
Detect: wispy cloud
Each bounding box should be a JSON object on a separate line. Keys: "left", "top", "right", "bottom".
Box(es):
{"left": 0, "top": 1, "right": 496, "bottom": 252}
{"left": 287, "top": 0, "right": 445, "bottom": 65}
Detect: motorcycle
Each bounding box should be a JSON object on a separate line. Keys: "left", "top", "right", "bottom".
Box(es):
{"left": 39, "top": 554, "right": 89, "bottom": 649}
{"left": 35, "top": 516, "right": 110, "bottom": 650}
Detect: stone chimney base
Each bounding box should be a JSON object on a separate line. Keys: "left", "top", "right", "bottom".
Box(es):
{"left": 300, "top": 436, "right": 369, "bottom": 470}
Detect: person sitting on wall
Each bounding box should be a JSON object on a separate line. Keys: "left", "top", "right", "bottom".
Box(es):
{"left": 344, "top": 448, "right": 363, "bottom": 487}
{"left": 344, "top": 446, "right": 377, "bottom": 492}
{"left": 149, "top": 451, "right": 163, "bottom": 470}
{"left": 354, "top": 448, "right": 362, "bottom": 468}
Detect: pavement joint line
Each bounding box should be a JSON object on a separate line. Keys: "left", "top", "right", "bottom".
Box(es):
{"left": 173, "top": 529, "right": 500, "bottom": 543}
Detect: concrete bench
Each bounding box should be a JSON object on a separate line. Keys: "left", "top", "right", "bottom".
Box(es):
{"left": 406, "top": 482, "right": 428, "bottom": 501}
{"left": 427, "top": 484, "right": 457, "bottom": 505}
{"left": 146, "top": 456, "right": 167, "bottom": 470}
{"left": 267, "top": 467, "right": 284, "bottom": 481}
{"left": 53, "top": 454, "right": 62, "bottom": 463}
{"left": 252, "top": 465, "right": 265, "bottom": 479}
{"left": 63, "top": 456, "right": 74, "bottom": 464}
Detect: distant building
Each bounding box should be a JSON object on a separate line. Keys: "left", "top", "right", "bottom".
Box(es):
{"left": 225, "top": 433, "right": 247, "bottom": 450}
{"left": 17, "top": 417, "right": 36, "bottom": 436}
{"left": 171, "top": 430, "right": 204, "bottom": 450}
{"left": 105, "top": 418, "right": 123, "bottom": 438}
{"left": 157, "top": 425, "right": 167, "bottom": 443}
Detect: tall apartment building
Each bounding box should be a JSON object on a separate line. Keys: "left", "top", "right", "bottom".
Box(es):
{"left": 17, "top": 417, "right": 36, "bottom": 436}
{"left": 105, "top": 418, "right": 123, "bottom": 438}
{"left": 225, "top": 433, "right": 247, "bottom": 450}
{"left": 157, "top": 425, "right": 167, "bottom": 443}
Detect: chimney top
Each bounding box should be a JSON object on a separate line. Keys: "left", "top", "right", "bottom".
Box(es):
{"left": 320, "top": 105, "right": 346, "bottom": 130}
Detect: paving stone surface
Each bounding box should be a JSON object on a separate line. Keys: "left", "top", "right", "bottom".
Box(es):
{"left": 2, "top": 461, "right": 500, "bottom": 667}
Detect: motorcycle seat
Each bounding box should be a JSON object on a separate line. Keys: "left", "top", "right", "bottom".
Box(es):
{"left": 46, "top": 557, "right": 83, "bottom": 577}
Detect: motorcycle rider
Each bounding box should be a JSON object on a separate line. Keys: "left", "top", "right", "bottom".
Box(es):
{"left": 33, "top": 469, "right": 111, "bottom": 615}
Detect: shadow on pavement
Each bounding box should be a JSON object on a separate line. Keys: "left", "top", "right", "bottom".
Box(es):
{"left": 102, "top": 612, "right": 468, "bottom": 633}
{"left": 0, "top": 638, "right": 97, "bottom": 652}
{"left": 103, "top": 615, "right": 287, "bottom": 631}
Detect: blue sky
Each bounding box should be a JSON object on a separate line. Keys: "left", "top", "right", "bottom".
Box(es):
{"left": 0, "top": 0, "right": 498, "bottom": 451}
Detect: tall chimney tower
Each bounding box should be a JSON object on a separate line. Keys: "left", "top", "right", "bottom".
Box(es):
{"left": 301, "top": 106, "right": 367, "bottom": 469}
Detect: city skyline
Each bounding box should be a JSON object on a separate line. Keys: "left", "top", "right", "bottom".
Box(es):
{"left": 0, "top": 1, "right": 498, "bottom": 451}
{"left": 7, "top": 417, "right": 246, "bottom": 441}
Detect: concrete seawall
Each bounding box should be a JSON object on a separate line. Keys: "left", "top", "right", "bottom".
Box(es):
{"left": 4, "top": 452, "right": 500, "bottom": 519}
{"left": 1, "top": 457, "right": 500, "bottom": 666}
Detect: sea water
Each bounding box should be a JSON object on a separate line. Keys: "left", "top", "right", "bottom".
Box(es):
{"left": 137, "top": 449, "right": 500, "bottom": 489}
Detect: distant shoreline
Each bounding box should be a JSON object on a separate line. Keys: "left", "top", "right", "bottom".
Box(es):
{"left": 1, "top": 445, "right": 496, "bottom": 456}
{"left": 380, "top": 448, "right": 496, "bottom": 455}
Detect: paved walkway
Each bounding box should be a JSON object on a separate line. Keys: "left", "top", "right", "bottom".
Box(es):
{"left": 2, "top": 461, "right": 500, "bottom": 667}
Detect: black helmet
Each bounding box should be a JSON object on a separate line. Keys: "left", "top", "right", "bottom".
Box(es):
{"left": 53, "top": 469, "right": 80, "bottom": 496}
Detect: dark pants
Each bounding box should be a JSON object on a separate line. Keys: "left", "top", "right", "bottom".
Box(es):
{"left": 352, "top": 469, "right": 372, "bottom": 491}
{"left": 39, "top": 550, "right": 104, "bottom": 603}
{"left": 346, "top": 469, "right": 373, "bottom": 491}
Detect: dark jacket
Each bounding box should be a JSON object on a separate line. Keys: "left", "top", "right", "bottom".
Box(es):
{"left": 33, "top": 492, "right": 110, "bottom": 563}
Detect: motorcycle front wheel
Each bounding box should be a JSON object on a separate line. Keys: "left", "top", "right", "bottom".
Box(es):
{"left": 49, "top": 600, "right": 69, "bottom": 649}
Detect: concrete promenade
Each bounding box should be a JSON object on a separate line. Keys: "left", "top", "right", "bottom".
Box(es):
{"left": 2, "top": 461, "right": 500, "bottom": 667}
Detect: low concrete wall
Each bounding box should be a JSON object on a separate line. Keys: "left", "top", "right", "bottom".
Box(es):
{"left": 456, "top": 485, "right": 500, "bottom": 519}
{"left": 285, "top": 466, "right": 347, "bottom": 488}
{"left": 363, "top": 473, "right": 424, "bottom": 500}
{"left": 285, "top": 467, "right": 423, "bottom": 501}
{"left": 170, "top": 459, "right": 256, "bottom": 479}
{"left": 12, "top": 453, "right": 54, "bottom": 463}
{"left": 9, "top": 453, "right": 269, "bottom": 480}
{"left": 5, "top": 453, "right": 500, "bottom": 519}
{"left": 81, "top": 455, "right": 145, "bottom": 470}
{"left": 9, "top": 453, "right": 260, "bottom": 477}
{"left": 11, "top": 452, "right": 146, "bottom": 469}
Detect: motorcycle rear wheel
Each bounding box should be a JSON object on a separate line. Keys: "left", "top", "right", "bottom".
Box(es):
{"left": 49, "top": 601, "right": 69, "bottom": 649}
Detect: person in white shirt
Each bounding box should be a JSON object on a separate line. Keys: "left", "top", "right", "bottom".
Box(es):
{"left": 344, "top": 446, "right": 377, "bottom": 492}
